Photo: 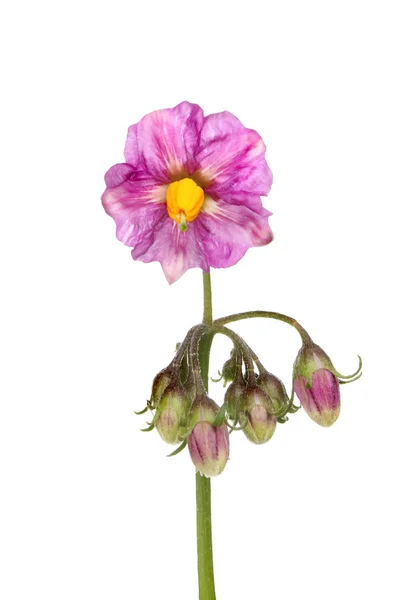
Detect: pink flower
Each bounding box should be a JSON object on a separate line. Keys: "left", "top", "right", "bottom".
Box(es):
{"left": 102, "top": 102, "right": 273, "bottom": 283}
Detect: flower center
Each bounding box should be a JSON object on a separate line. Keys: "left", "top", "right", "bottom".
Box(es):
{"left": 166, "top": 178, "right": 204, "bottom": 231}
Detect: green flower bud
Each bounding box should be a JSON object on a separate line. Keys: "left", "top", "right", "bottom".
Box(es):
{"left": 213, "top": 348, "right": 241, "bottom": 387}
{"left": 257, "top": 371, "right": 290, "bottom": 415}
{"left": 150, "top": 367, "right": 174, "bottom": 408}
{"left": 224, "top": 375, "right": 246, "bottom": 422}
{"left": 239, "top": 385, "right": 277, "bottom": 444}
{"left": 155, "top": 382, "right": 191, "bottom": 444}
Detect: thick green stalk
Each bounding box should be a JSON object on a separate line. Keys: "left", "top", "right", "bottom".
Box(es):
{"left": 196, "top": 270, "right": 216, "bottom": 600}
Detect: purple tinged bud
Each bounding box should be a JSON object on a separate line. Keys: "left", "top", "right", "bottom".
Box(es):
{"left": 240, "top": 386, "right": 277, "bottom": 444}
{"left": 188, "top": 421, "right": 230, "bottom": 477}
{"left": 294, "top": 341, "right": 343, "bottom": 427}
{"left": 294, "top": 368, "right": 340, "bottom": 427}
{"left": 187, "top": 395, "right": 230, "bottom": 477}
{"left": 155, "top": 383, "right": 191, "bottom": 444}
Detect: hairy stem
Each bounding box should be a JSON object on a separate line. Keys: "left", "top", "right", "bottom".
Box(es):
{"left": 214, "top": 310, "right": 311, "bottom": 342}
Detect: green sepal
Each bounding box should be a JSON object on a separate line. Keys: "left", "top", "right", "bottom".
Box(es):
{"left": 141, "top": 423, "right": 155, "bottom": 432}
{"left": 228, "top": 418, "right": 248, "bottom": 432}
{"left": 333, "top": 355, "right": 362, "bottom": 380}
{"left": 339, "top": 371, "right": 363, "bottom": 384}
{"left": 134, "top": 405, "right": 149, "bottom": 415}
{"left": 277, "top": 415, "right": 289, "bottom": 423}
{"left": 213, "top": 403, "right": 227, "bottom": 427}
{"left": 211, "top": 370, "right": 223, "bottom": 383}
{"left": 166, "top": 440, "right": 187, "bottom": 458}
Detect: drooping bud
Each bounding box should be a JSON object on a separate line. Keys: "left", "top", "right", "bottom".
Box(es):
{"left": 187, "top": 396, "right": 230, "bottom": 477}
{"left": 257, "top": 370, "right": 290, "bottom": 416}
{"left": 215, "top": 347, "right": 240, "bottom": 387}
{"left": 224, "top": 373, "right": 246, "bottom": 422}
{"left": 155, "top": 382, "right": 191, "bottom": 444}
{"left": 293, "top": 341, "right": 361, "bottom": 427}
{"left": 293, "top": 341, "right": 343, "bottom": 427}
{"left": 239, "top": 385, "right": 277, "bottom": 444}
{"left": 150, "top": 367, "right": 174, "bottom": 408}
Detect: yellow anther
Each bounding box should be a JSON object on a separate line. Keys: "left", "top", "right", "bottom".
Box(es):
{"left": 166, "top": 178, "right": 205, "bottom": 230}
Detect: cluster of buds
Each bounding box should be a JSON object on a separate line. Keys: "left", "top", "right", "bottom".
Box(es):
{"left": 137, "top": 326, "right": 230, "bottom": 477}
{"left": 136, "top": 319, "right": 362, "bottom": 477}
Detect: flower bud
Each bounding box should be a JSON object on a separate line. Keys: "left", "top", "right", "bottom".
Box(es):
{"left": 155, "top": 382, "right": 191, "bottom": 444}
{"left": 188, "top": 421, "right": 230, "bottom": 477}
{"left": 257, "top": 371, "right": 289, "bottom": 415}
{"left": 187, "top": 396, "right": 230, "bottom": 477}
{"left": 150, "top": 367, "right": 174, "bottom": 408}
{"left": 239, "top": 386, "right": 277, "bottom": 444}
{"left": 224, "top": 375, "right": 246, "bottom": 422}
{"left": 218, "top": 347, "right": 240, "bottom": 387}
{"left": 293, "top": 342, "right": 340, "bottom": 427}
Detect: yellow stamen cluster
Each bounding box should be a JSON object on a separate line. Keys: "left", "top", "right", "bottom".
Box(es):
{"left": 166, "top": 178, "right": 204, "bottom": 231}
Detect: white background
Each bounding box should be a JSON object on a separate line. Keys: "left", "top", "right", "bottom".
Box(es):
{"left": 1, "top": 1, "right": 397, "bottom": 598}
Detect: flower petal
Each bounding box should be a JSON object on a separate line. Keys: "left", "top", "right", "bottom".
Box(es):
{"left": 132, "top": 213, "right": 208, "bottom": 284}
{"left": 294, "top": 370, "right": 341, "bottom": 427}
{"left": 104, "top": 163, "right": 136, "bottom": 188}
{"left": 102, "top": 167, "right": 167, "bottom": 246}
{"left": 197, "top": 199, "right": 273, "bottom": 269}
{"left": 312, "top": 369, "right": 340, "bottom": 412}
{"left": 195, "top": 111, "right": 272, "bottom": 205}
{"left": 124, "top": 101, "right": 204, "bottom": 183}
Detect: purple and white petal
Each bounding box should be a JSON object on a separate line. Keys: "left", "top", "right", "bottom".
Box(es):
{"left": 312, "top": 369, "right": 340, "bottom": 412}
{"left": 102, "top": 168, "right": 167, "bottom": 246}
{"left": 197, "top": 198, "right": 273, "bottom": 269}
{"left": 104, "top": 163, "right": 136, "bottom": 188}
{"left": 124, "top": 102, "right": 205, "bottom": 183}
{"left": 195, "top": 111, "right": 273, "bottom": 205}
{"left": 294, "top": 370, "right": 341, "bottom": 427}
{"left": 132, "top": 213, "right": 209, "bottom": 284}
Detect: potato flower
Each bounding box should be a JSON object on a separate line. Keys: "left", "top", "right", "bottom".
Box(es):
{"left": 102, "top": 102, "right": 273, "bottom": 283}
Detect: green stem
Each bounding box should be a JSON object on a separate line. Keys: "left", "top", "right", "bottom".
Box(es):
{"left": 202, "top": 271, "right": 213, "bottom": 326}
{"left": 196, "top": 270, "right": 216, "bottom": 600}
{"left": 214, "top": 310, "right": 311, "bottom": 342}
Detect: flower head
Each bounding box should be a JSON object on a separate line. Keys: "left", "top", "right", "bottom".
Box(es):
{"left": 102, "top": 102, "right": 273, "bottom": 283}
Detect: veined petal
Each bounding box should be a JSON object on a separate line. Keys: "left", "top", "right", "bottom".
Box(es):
{"left": 104, "top": 163, "right": 136, "bottom": 188}
{"left": 124, "top": 101, "right": 204, "bottom": 183}
{"left": 196, "top": 111, "right": 273, "bottom": 202}
{"left": 132, "top": 213, "right": 208, "bottom": 284}
{"left": 102, "top": 168, "right": 167, "bottom": 246}
{"left": 197, "top": 199, "right": 273, "bottom": 269}
{"left": 294, "top": 370, "right": 341, "bottom": 427}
